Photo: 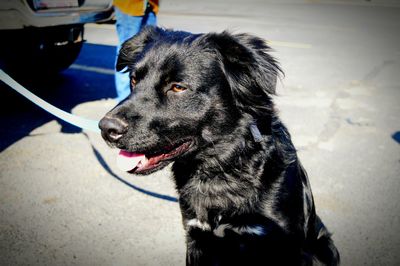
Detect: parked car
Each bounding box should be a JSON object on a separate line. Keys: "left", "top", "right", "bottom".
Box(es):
{"left": 0, "top": 0, "right": 113, "bottom": 73}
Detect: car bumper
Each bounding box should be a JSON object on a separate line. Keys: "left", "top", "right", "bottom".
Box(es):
{"left": 0, "top": 1, "right": 114, "bottom": 29}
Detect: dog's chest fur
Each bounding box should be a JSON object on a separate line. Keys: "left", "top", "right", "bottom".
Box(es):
{"left": 171, "top": 129, "right": 293, "bottom": 238}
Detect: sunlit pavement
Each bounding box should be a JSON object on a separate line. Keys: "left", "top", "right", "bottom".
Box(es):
{"left": 1, "top": 1, "right": 400, "bottom": 265}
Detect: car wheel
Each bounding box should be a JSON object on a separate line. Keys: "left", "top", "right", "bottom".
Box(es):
{"left": 1, "top": 24, "right": 84, "bottom": 74}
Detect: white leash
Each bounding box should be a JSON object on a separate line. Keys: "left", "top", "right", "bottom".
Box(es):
{"left": 1, "top": 69, "right": 179, "bottom": 202}
{"left": 0, "top": 69, "right": 101, "bottom": 133}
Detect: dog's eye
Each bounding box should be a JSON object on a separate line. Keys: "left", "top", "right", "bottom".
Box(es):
{"left": 131, "top": 78, "right": 137, "bottom": 87}
{"left": 171, "top": 84, "right": 187, "bottom": 93}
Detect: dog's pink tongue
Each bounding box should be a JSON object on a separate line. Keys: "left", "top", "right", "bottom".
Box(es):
{"left": 117, "top": 150, "right": 146, "bottom": 172}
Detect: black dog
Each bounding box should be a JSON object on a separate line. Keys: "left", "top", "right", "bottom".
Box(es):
{"left": 99, "top": 26, "right": 340, "bottom": 265}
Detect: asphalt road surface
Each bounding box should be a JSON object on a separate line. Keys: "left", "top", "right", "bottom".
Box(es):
{"left": 1, "top": 0, "right": 400, "bottom": 265}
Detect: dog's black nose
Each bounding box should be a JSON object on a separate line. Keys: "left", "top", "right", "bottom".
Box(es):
{"left": 99, "top": 116, "right": 128, "bottom": 142}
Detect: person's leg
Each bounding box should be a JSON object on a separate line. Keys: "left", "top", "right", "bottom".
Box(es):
{"left": 143, "top": 11, "right": 157, "bottom": 27}
{"left": 114, "top": 7, "right": 144, "bottom": 102}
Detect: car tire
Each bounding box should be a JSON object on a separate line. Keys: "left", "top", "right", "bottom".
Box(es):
{"left": 1, "top": 24, "right": 84, "bottom": 74}
{"left": 33, "top": 37, "right": 84, "bottom": 73}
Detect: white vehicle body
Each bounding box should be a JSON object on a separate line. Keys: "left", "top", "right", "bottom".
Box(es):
{"left": 0, "top": 0, "right": 114, "bottom": 73}
{"left": 0, "top": 0, "right": 113, "bottom": 29}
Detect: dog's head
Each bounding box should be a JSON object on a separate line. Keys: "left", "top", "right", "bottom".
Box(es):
{"left": 99, "top": 27, "right": 281, "bottom": 175}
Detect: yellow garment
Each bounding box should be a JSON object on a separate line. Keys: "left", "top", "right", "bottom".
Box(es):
{"left": 113, "top": 0, "right": 159, "bottom": 16}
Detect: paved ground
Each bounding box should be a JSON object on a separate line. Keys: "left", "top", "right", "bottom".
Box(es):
{"left": 1, "top": 0, "right": 400, "bottom": 265}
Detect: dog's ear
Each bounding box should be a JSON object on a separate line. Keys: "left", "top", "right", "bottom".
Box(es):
{"left": 200, "top": 32, "right": 282, "bottom": 117}
{"left": 116, "top": 26, "right": 162, "bottom": 72}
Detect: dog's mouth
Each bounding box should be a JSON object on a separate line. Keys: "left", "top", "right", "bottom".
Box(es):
{"left": 117, "top": 140, "right": 193, "bottom": 174}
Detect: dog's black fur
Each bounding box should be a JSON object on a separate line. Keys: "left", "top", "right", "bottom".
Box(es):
{"left": 99, "top": 26, "right": 340, "bottom": 265}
